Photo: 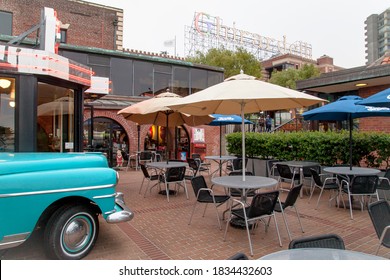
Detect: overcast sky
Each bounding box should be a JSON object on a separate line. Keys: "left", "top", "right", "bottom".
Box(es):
{"left": 86, "top": 0, "right": 389, "bottom": 69}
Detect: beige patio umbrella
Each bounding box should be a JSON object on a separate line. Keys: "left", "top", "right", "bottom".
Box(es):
{"left": 118, "top": 91, "right": 214, "bottom": 162}
{"left": 38, "top": 96, "right": 74, "bottom": 116}
{"left": 169, "top": 72, "right": 326, "bottom": 180}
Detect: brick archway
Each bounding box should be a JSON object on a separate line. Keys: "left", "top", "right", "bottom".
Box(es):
{"left": 83, "top": 108, "right": 154, "bottom": 155}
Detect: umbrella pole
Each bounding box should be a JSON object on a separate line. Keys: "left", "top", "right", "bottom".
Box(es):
{"left": 166, "top": 113, "right": 169, "bottom": 164}
{"left": 241, "top": 103, "right": 246, "bottom": 182}
{"left": 219, "top": 125, "right": 222, "bottom": 176}
{"left": 349, "top": 116, "right": 353, "bottom": 170}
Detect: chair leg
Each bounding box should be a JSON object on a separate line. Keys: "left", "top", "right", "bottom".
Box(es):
{"left": 308, "top": 184, "right": 317, "bottom": 202}
{"left": 315, "top": 187, "right": 325, "bottom": 209}
{"left": 223, "top": 214, "right": 232, "bottom": 241}
{"left": 272, "top": 214, "right": 283, "bottom": 247}
{"left": 348, "top": 194, "right": 353, "bottom": 220}
{"left": 188, "top": 202, "right": 198, "bottom": 226}
{"left": 202, "top": 204, "right": 209, "bottom": 217}
{"left": 293, "top": 205, "right": 304, "bottom": 233}
{"left": 165, "top": 182, "right": 170, "bottom": 202}
{"left": 139, "top": 177, "right": 146, "bottom": 194}
{"left": 183, "top": 181, "right": 189, "bottom": 199}
{"left": 375, "top": 243, "right": 382, "bottom": 255}
{"left": 143, "top": 180, "right": 151, "bottom": 198}
{"left": 279, "top": 208, "right": 292, "bottom": 241}
{"left": 243, "top": 218, "right": 254, "bottom": 256}
{"left": 213, "top": 203, "right": 222, "bottom": 230}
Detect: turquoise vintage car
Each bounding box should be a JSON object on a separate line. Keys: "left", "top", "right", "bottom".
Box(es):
{"left": 0, "top": 152, "right": 134, "bottom": 260}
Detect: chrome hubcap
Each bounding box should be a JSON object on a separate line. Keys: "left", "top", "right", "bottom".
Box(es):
{"left": 63, "top": 217, "right": 90, "bottom": 252}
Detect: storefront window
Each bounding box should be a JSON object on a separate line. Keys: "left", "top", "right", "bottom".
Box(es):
{"left": 37, "top": 83, "right": 75, "bottom": 152}
{"left": 191, "top": 68, "right": 208, "bottom": 94}
{"left": 83, "top": 117, "right": 128, "bottom": 167}
{"left": 0, "top": 77, "right": 16, "bottom": 152}
{"left": 173, "top": 67, "right": 189, "bottom": 96}
{"left": 134, "top": 61, "right": 153, "bottom": 96}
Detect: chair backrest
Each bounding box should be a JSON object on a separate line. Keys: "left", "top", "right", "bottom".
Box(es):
{"left": 227, "top": 252, "right": 249, "bottom": 260}
{"left": 303, "top": 164, "right": 320, "bottom": 178}
{"left": 247, "top": 191, "right": 279, "bottom": 218}
{"left": 310, "top": 168, "right": 323, "bottom": 187}
{"left": 276, "top": 164, "right": 294, "bottom": 179}
{"left": 368, "top": 200, "right": 390, "bottom": 247}
{"left": 139, "top": 151, "right": 153, "bottom": 161}
{"left": 232, "top": 158, "right": 248, "bottom": 171}
{"left": 379, "top": 169, "right": 390, "bottom": 190}
{"left": 140, "top": 164, "right": 150, "bottom": 179}
{"left": 228, "top": 171, "right": 254, "bottom": 196}
{"left": 267, "top": 159, "right": 282, "bottom": 177}
{"left": 191, "top": 153, "right": 202, "bottom": 162}
{"left": 288, "top": 234, "right": 345, "bottom": 249}
{"left": 165, "top": 166, "right": 186, "bottom": 182}
{"left": 332, "top": 164, "right": 351, "bottom": 182}
{"left": 191, "top": 175, "right": 212, "bottom": 201}
{"left": 283, "top": 184, "right": 303, "bottom": 208}
{"left": 350, "top": 175, "right": 379, "bottom": 194}
{"left": 228, "top": 171, "right": 253, "bottom": 176}
{"left": 187, "top": 158, "right": 200, "bottom": 176}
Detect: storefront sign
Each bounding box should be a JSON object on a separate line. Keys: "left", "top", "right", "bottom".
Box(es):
{"left": 186, "top": 12, "right": 312, "bottom": 60}
{"left": 192, "top": 128, "right": 205, "bottom": 143}
{"left": 0, "top": 45, "right": 92, "bottom": 86}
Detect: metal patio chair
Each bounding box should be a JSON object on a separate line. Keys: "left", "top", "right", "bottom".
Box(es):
{"left": 309, "top": 168, "right": 340, "bottom": 209}
{"left": 274, "top": 184, "right": 305, "bottom": 241}
{"left": 224, "top": 190, "right": 282, "bottom": 256}
{"left": 288, "top": 233, "right": 345, "bottom": 250}
{"left": 368, "top": 200, "right": 390, "bottom": 255}
{"left": 339, "top": 175, "right": 380, "bottom": 219}
{"left": 188, "top": 175, "right": 230, "bottom": 230}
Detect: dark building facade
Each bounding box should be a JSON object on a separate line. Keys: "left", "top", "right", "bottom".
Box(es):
{"left": 0, "top": 0, "right": 224, "bottom": 167}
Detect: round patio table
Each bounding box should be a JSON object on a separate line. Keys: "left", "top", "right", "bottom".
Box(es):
{"left": 323, "top": 166, "right": 381, "bottom": 211}
{"left": 147, "top": 161, "right": 188, "bottom": 169}
{"left": 274, "top": 160, "right": 320, "bottom": 197}
{"left": 205, "top": 155, "right": 237, "bottom": 177}
{"left": 323, "top": 166, "right": 380, "bottom": 177}
{"left": 146, "top": 161, "right": 188, "bottom": 196}
{"left": 211, "top": 175, "right": 278, "bottom": 201}
{"left": 259, "top": 248, "right": 387, "bottom": 260}
{"left": 211, "top": 175, "right": 278, "bottom": 228}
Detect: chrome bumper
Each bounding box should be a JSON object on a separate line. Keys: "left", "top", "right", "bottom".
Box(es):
{"left": 106, "top": 192, "right": 134, "bottom": 223}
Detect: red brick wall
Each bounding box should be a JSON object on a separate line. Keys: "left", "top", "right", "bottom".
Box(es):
{"left": 2, "top": 0, "right": 120, "bottom": 50}
{"left": 83, "top": 109, "right": 223, "bottom": 157}
{"left": 359, "top": 85, "right": 390, "bottom": 132}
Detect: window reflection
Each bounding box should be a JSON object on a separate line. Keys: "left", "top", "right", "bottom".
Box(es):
{"left": 173, "top": 67, "right": 189, "bottom": 96}
{"left": 191, "top": 68, "right": 207, "bottom": 94}
{"left": 134, "top": 61, "right": 153, "bottom": 96}
{"left": 0, "top": 77, "right": 15, "bottom": 152}
{"left": 37, "top": 83, "right": 75, "bottom": 152}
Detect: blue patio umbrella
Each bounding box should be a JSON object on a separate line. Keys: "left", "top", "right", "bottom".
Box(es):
{"left": 209, "top": 114, "right": 253, "bottom": 156}
{"left": 209, "top": 114, "right": 253, "bottom": 175}
{"left": 302, "top": 95, "right": 390, "bottom": 169}
{"left": 356, "top": 87, "right": 390, "bottom": 107}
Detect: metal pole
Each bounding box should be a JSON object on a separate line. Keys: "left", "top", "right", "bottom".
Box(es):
{"left": 137, "top": 124, "right": 140, "bottom": 152}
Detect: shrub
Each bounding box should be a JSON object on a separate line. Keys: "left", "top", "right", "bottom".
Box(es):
{"left": 225, "top": 131, "right": 390, "bottom": 169}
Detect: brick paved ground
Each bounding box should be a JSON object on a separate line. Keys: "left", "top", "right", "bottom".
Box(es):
{"left": 2, "top": 163, "right": 389, "bottom": 260}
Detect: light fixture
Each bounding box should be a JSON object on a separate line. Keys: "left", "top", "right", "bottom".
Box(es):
{"left": 355, "top": 83, "right": 368, "bottom": 87}
{"left": 0, "top": 79, "right": 11, "bottom": 89}
{"left": 9, "top": 90, "right": 15, "bottom": 108}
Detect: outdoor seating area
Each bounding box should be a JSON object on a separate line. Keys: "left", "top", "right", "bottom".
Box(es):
{"left": 2, "top": 160, "right": 389, "bottom": 260}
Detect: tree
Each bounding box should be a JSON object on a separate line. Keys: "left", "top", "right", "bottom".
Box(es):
{"left": 269, "top": 64, "right": 320, "bottom": 89}
{"left": 186, "top": 47, "right": 262, "bottom": 79}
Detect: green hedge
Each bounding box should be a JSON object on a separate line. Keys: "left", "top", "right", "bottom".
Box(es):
{"left": 226, "top": 131, "right": 390, "bottom": 169}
